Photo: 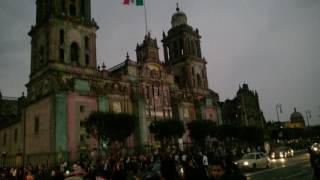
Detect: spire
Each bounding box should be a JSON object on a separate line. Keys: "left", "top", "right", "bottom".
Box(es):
{"left": 126, "top": 52, "right": 130, "bottom": 60}
{"left": 162, "top": 31, "right": 166, "bottom": 38}
{"left": 102, "top": 63, "right": 106, "bottom": 70}
{"left": 176, "top": 3, "right": 180, "bottom": 12}
{"left": 294, "top": 107, "right": 296, "bottom": 112}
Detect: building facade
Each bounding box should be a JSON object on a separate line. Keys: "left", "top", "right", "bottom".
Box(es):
{"left": 0, "top": 92, "right": 25, "bottom": 167}
{"left": 221, "top": 84, "right": 265, "bottom": 127}
{"left": 283, "top": 108, "right": 305, "bottom": 128}
{"left": 0, "top": 1, "right": 221, "bottom": 164}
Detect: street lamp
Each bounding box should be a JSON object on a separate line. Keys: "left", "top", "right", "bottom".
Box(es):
{"left": 276, "top": 103, "right": 282, "bottom": 123}
{"left": 305, "top": 110, "right": 311, "bottom": 127}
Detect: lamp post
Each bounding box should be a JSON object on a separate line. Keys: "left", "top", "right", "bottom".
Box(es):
{"left": 305, "top": 110, "right": 311, "bottom": 128}
{"left": 276, "top": 103, "right": 282, "bottom": 123}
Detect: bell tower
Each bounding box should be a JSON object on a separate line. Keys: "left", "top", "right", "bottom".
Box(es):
{"left": 136, "top": 32, "right": 160, "bottom": 64}
{"left": 27, "top": 0, "right": 98, "bottom": 99}
{"left": 29, "top": 0, "right": 97, "bottom": 74}
{"left": 162, "top": 4, "right": 208, "bottom": 90}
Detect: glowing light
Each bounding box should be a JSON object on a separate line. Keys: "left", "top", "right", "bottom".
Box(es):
{"left": 179, "top": 167, "right": 184, "bottom": 175}
{"left": 271, "top": 154, "right": 275, "bottom": 158}
{"left": 244, "top": 161, "right": 249, "bottom": 166}
{"left": 279, "top": 152, "right": 284, "bottom": 158}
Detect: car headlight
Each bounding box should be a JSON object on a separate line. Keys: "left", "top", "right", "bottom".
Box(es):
{"left": 271, "top": 153, "right": 275, "bottom": 158}
{"left": 313, "top": 147, "right": 318, "bottom": 151}
{"left": 280, "top": 152, "right": 283, "bottom": 158}
{"left": 244, "top": 161, "right": 249, "bottom": 166}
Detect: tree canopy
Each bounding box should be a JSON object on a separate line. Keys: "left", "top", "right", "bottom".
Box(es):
{"left": 85, "top": 111, "right": 137, "bottom": 143}
{"left": 187, "top": 120, "right": 216, "bottom": 144}
{"left": 149, "top": 118, "right": 185, "bottom": 140}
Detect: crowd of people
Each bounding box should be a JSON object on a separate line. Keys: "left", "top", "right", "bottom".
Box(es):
{"left": 0, "top": 144, "right": 252, "bottom": 180}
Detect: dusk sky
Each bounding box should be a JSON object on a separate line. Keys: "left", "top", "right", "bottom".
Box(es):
{"left": 0, "top": 0, "right": 319, "bottom": 125}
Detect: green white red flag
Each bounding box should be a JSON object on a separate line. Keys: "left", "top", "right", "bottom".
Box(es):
{"left": 123, "top": 0, "right": 144, "bottom": 6}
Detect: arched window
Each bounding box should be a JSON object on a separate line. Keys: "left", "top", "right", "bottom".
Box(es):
{"left": 71, "top": 42, "right": 79, "bottom": 65}
{"left": 197, "top": 74, "right": 202, "bottom": 88}
{"left": 85, "top": 36, "right": 89, "bottom": 49}
{"left": 60, "top": 30, "right": 64, "bottom": 45}
{"left": 61, "top": 0, "right": 66, "bottom": 13}
{"left": 59, "top": 48, "right": 64, "bottom": 62}
{"left": 173, "top": 42, "right": 178, "bottom": 58}
{"left": 69, "top": 4, "right": 76, "bottom": 16}
{"left": 85, "top": 54, "right": 89, "bottom": 66}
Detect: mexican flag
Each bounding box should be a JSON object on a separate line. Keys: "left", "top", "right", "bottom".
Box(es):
{"left": 123, "top": 0, "right": 144, "bottom": 6}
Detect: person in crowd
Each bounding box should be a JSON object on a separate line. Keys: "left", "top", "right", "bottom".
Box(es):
{"left": 309, "top": 146, "right": 320, "bottom": 180}
{"left": 160, "top": 153, "right": 180, "bottom": 180}
{"left": 210, "top": 160, "right": 227, "bottom": 180}
{"left": 25, "top": 170, "right": 34, "bottom": 180}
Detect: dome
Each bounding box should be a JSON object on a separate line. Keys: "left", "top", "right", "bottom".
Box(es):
{"left": 290, "top": 108, "right": 305, "bottom": 124}
{"left": 171, "top": 4, "right": 188, "bottom": 27}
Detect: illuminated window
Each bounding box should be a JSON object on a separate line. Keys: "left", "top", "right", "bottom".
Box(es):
{"left": 184, "top": 108, "right": 189, "bottom": 118}
{"left": 112, "top": 102, "right": 122, "bottom": 113}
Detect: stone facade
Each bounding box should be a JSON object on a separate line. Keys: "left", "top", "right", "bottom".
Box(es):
{"left": 0, "top": 93, "right": 25, "bottom": 167}
{"left": 0, "top": 1, "right": 220, "bottom": 164}
{"left": 221, "top": 84, "right": 265, "bottom": 127}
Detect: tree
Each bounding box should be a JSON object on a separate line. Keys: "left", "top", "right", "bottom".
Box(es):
{"left": 85, "top": 111, "right": 137, "bottom": 156}
{"left": 149, "top": 118, "right": 185, "bottom": 148}
{"left": 187, "top": 120, "right": 216, "bottom": 146}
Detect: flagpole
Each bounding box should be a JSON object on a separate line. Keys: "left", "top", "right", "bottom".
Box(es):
{"left": 143, "top": 0, "right": 148, "bottom": 35}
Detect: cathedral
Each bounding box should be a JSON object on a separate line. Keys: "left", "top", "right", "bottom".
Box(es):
{"left": 220, "top": 84, "right": 265, "bottom": 127}
{"left": 0, "top": 0, "right": 220, "bottom": 165}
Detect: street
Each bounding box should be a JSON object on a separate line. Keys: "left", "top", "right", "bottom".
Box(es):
{"left": 245, "top": 153, "right": 313, "bottom": 180}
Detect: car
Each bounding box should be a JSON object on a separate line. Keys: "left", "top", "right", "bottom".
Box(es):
{"left": 64, "top": 170, "right": 87, "bottom": 180}
{"left": 235, "top": 152, "right": 270, "bottom": 169}
{"left": 269, "top": 146, "right": 294, "bottom": 160}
